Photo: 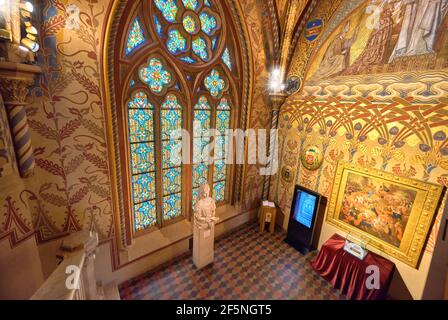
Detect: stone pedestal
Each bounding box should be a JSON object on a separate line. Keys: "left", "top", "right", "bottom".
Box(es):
{"left": 193, "top": 224, "right": 215, "bottom": 269}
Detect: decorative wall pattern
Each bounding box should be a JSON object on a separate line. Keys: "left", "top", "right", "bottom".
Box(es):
{"left": 275, "top": 0, "right": 448, "bottom": 258}
{"left": 239, "top": 0, "right": 273, "bottom": 211}
{"left": 0, "top": 0, "right": 271, "bottom": 262}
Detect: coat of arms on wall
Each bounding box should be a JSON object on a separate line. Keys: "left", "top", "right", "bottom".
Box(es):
{"left": 326, "top": 162, "right": 445, "bottom": 268}
{"left": 301, "top": 145, "right": 323, "bottom": 171}
{"left": 304, "top": 19, "right": 323, "bottom": 42}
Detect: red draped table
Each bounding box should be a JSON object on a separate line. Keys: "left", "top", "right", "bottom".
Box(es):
{"left": 310, "top": 234, "right": 395, "bottom": 300}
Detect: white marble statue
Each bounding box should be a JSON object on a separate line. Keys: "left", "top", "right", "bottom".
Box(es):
{"left": 194, "top": 184, "right": 219, "bottom": 229}
{"left": 193, "top": 184, "right": 219, "bottom": 269}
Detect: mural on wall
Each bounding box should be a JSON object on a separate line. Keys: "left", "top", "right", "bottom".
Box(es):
{"left": 308, "top": 0, "right": 448, "bottom": 81}
{"left": 275, "top": 0, "right": 448, "bottom": 255}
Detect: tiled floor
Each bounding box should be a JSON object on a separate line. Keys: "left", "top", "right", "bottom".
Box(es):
{"left": 119, "top": 222, "right": 345, "bottom": 300}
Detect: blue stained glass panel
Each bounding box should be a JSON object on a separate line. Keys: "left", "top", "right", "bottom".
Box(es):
{"left": 214, "top": 135, "right": 228, "bottom": 159}
{"left": 204, "top": 69, "right": 225, "bottom": 97}
{"left": 162, "top": 139, "right": 182, "bottom": 168}
{"left": 216, "top": 110, "right": 230, "bottom": 134}
{"left": 192, "top": 37, "right": 209, "bottom": 61}
{"left": 222, "top": 47, "right": 232, "bottom": 70}
{"left": 213, "top": 160, "right": 226, "bottom": 181}
{"left": 163, "top": 193, "right": 182, "bottom": 221}
{"left": 199, "top": 12, "right": 217, "bottom": 35}
{"left": 194, "top": 96, "right": 211, "bottom": 110}
{"left": 131, "top": 142, "right": 155, "bottom": 174}
{"left": 193, "top": 163, "right": 209, "bottom": 187}
{"left": 139, "top": 58, "right": 172, "bottom": 93}
{"left": 154, "top": 0, "right": 178, "bottom": 23}
{"left": 211, "top": 37, "right": 217, "bottom": 50}
{"left": 162, "top": 94, "right": 182, "bottom": 109}
{"left": 180, "top": 56, "right": 195, "bottom": 64}
{"left": 192, "top": 187, "right": 199, "bottom": 207}
{"left": 126, "top": 17, "right": 146, "bottom": 55}
{"left": 134, "top": 200, "right": 157, "bottom": 230}
{"left": 128, "top": 109, "right": 154, "bottom": 143}
{"left": 213, "top": 181, "right": 225, "bottom": 202}
{"left": 167, "top": 29, "right": 187, "bottom": 55}
{"left": 204, "top": 0, "right": 211, "bottom": 7}
{"left": 163, "top": 167, "right": 182, "bottom": 195}
{"left": 193, "top": 137, "right": 211, "bottom": 163}
{"left": 154, "top": 15, "right": 163, "bottom": 37}
{"left": 132, "top": 172, "right": 156, "bottom": 203}
{"left": 161, "top": 109, "right": 182, "bottom": 139}
{"left": 182, "top": 0, "right": 199, "bottom": 10}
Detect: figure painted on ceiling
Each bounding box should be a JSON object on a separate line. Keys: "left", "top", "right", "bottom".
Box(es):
{"left": 389, "top": 0, "right": 448, "bottom": 62}
{"left": 311, "top": 21, "right": 360, "bottom": 80}
{"left": 342, "top": 0, "right": 402, "bottom": 75}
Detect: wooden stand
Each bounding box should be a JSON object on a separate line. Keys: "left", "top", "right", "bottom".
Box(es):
{"left": 259, "top": 205, "right": 277, "bottom": 234}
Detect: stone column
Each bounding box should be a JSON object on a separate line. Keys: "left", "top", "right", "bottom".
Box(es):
{"left": 0, "top": 62, "right": 41, "bottom": 178}
{"left": 262, "top": 92, "right": 288, "bottom": 201}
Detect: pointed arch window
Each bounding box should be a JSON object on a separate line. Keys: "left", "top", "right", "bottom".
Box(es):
{"left": 116, "top": 0, "right": 242, "bottom": 235}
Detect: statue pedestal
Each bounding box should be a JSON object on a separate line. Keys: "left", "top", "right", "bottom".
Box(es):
{"left": 193, "top": 224, "right": 215, "bottom": 269}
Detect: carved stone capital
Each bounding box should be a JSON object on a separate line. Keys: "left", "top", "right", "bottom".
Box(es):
{"left": 268, "top": 92, "right": 288, "bottom": 111}
{"left": 0, "top": 78, "right": 33, "bottom": 105}
{"left": 0, "top": 61, "right": 41, "bottom": 105}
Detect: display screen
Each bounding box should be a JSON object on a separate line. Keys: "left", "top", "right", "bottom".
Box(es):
{"left": 292, "top": 190, "right": 317, "bottom": 228}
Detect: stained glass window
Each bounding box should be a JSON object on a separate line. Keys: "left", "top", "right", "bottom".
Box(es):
{"left": 199, "top": 12, "right": 217, "bottom": 35}
{"left": 191, "top": 95, "right": 231, "bottom": 203}
{"left": 128, "top": 91, "right": 157, "bottom": 230}
{"left": 154, "top": 0, "right": 178, "bottom": 23}
{"left": 222, "top": 47, "right": 232, "bottom": 71}
{"left": 183, "top": 14, "right": 200, "bottom": 35}
{"left": 212, "top": 97, "right": 231, "bottom": 202}
{"left": 126, "top": 17, "right": 146, "bottom": 56}
{"left": 161, "top": 94, "right": 183, "bottom": 221}
{"left": 154, "top": 15, "right": 163, "bottom": 37}
{"left": 192, "top": 37, "right": 209, "bottom": 61}
{"left": 139, "top": 58, "right": 172, "bottom": 93}
{"left": 120, "top": 0, "right": 241, "bottom": 234}
{"left": 204, "top": 69, "right": 225, "bottom": 97}
{"left": 182, "top": 0, "right": 199, "bottom": 10}
{"left": 180, "top": 56, "right": 195, "bottom": 64}
{"left": 193, "top": 96, "right": 212, "bottom": 201}
{"left": 167, "top": 29, "right": 187, "bottom": 54}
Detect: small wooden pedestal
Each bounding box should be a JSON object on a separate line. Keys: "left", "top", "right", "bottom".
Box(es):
{"left": 193, "top": 224, "right": 215, "bottom": 269}
{"left": 259, "top": 205, "right": 277, "bottom": 234}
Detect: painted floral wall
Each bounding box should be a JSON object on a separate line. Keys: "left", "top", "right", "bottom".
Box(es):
{"left": 274, "top": 0, "right": 448, "bottom": 298}
{"left": 0, "top": 0, "right": 271, "bottom": 267}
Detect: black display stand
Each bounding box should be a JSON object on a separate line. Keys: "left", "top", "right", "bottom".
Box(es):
{"left": 284, "top": 185, "right": 327, "bottom": 255}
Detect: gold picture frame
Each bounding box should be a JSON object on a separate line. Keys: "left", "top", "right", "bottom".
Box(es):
{"left": 326, "top": 162, "right": 445, "bottom": 268}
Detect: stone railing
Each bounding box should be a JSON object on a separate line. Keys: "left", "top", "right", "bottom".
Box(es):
{"left": 31, "top": 231, "right": 101, "bottom": 300}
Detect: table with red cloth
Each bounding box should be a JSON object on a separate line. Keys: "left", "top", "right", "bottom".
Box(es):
{"left": 310, "top": 234, "right": 395, "bottom": 300}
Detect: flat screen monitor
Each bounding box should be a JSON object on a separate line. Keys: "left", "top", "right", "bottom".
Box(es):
{"left": 292, "top": 190, "right": 318, "bottom": 229}
{"left": 285, "top": 185, "right": 325, "bottom": 254}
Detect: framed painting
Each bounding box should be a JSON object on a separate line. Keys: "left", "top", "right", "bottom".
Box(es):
{"left": 326, "top": 162, "right": 446, "bottom": 268}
